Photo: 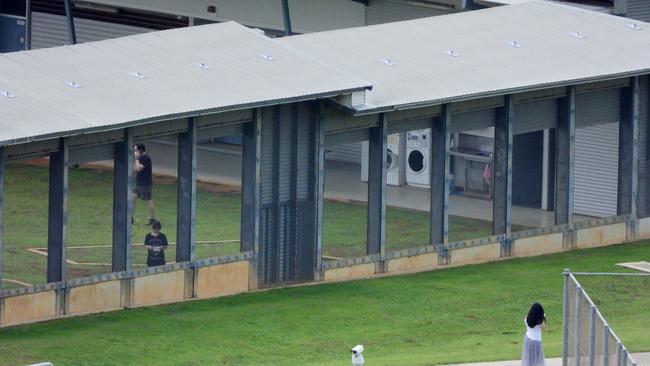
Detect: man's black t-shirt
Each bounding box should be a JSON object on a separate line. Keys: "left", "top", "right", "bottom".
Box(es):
{"left": 145, "top": 232, "right": 168, "bottom": 266}
{"left": 136, "top": 154, "right": 153, "bottom": 187}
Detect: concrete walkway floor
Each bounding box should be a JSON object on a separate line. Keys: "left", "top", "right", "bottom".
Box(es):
{"left": 143, "top": 141, "right": 593, "bottom": 228}
{"left": 444, "top": 353, "right": 650, "bottom": 366}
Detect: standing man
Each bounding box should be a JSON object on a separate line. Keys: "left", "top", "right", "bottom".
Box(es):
{"left": 132, "top": 143, "right": 156, "bottom": 225}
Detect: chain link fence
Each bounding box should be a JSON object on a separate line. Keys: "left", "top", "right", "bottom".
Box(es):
{"left": 564, "top": 270, "right": 650, "bottom": 366}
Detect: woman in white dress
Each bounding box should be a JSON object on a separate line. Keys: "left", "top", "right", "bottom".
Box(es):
{"left": 521, "top": 303, "right": 546, "bottom": 366}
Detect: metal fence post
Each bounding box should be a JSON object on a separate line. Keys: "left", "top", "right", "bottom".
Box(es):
{"left": 589, "top": 305, "right": 596, "bottom": 366}
{"left": 603, "top": 325, "right": 610, "bottom": 366}
{"left": 622, "top": 349, "right": 628, "bottom": 366}
{"left": 563, "top": 268, "right": 571, "bottom": 366}
{"left": 575, "top": 285, "right": 583, "bottom": 366}
{"left": 616, "top": 342, "right": 622, "bottom": 366}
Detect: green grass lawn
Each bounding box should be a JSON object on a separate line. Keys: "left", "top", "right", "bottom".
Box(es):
{"left": 1, "top": 163, "right": 242, "bottom": 284}
{"left": 324, "top": 201, "right": 503, "bottom": 258}
{"left": 2, "top": 163, "right": 504, "bottom": 285}
{"left": 0, "top": 241, "right": 648, "bottom": 366}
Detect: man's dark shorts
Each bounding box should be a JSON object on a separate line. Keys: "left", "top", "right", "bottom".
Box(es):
{"left": 134, "top": 185, "right": 152, "bottom": 201}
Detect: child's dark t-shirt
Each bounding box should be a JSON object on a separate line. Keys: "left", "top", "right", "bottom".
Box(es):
{"left": 145, "top": 233, "right": 168, "bottom": 266}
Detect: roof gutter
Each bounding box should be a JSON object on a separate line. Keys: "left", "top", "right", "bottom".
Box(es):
{"left": 0, "top": 86, "right": 371, "bottom": 148}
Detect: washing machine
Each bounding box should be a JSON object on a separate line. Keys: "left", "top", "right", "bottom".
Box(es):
{"left": 406, "top": 129, "right": 431, "bottom": 187}
{"left": 361, "top": 133, "right": 403, "bottom": 186}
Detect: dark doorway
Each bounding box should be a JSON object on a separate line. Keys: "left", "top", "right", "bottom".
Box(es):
{"left": 512, "top": 131, "right": 543, "bottom": 208}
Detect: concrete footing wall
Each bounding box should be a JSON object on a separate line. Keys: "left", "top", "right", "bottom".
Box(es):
{"left": 513, "top": 233, "right": 564, "bottom": 257}
{"left": 0, "top": 259, "right": 251, "bottom": 328}
{"left": 0, "top": 219, "right": 647, "bottom": 328}
{"left": 385, "top": 252, "right": 438, "bottom": 273}
{"left": 636, "top": 217, "right": 650, "bottom": 239}
{"left": 576, "top": 223, "right": 627, "bottom": 249}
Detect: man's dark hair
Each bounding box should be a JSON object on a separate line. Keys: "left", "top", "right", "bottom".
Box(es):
{"left": 151, "top": 220, "right": 161, "bottom": 230}
{"left": 135, "top": 143, "right": 146, "bottom": 152}
{"left": 526, "top": 302, "right": 546, "bottom": 328}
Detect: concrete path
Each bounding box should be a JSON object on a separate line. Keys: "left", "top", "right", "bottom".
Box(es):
{"left": 445, "top": 353, "right": 650, "bottom": 366}
{"left": 143, "top": 141, "right": 593, "bottom": 228}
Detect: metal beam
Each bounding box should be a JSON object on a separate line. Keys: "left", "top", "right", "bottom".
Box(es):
{"left": 430, "top": 104, "right": 451, "bottom": 244}
{"left": 281, "top": 0, "right": 292, "bottom": 36}
{"left": 63, "top": 0, "right": 77, "bottom": 45}
{"left": 618, "top": 77, "right": 640, "bottom": 218}
{"left": 367, "top": 114, "right": 387, "bottom": 258}
{"left": 25, "top": 0, "right": 32, "bottom": 50}
{"left": 176, "top": 118, "right": 197, "bottom": 263}
{"left": 47, "top": 139, "right": 69, "bottom": 283}
{"left": 493, "top": 95, "right": 514, "bottom": 235}
{"left": 112, "top": 130, "right": 133, "bottom": 272}
{"left": 555, "top": 86, "right": 576, "bottom": 227}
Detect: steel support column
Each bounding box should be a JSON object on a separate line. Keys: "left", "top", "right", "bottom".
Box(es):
{"left": 47, "top": 139, "right": 69, "bottom": 283}
{"left": 176, "top": 118, "right": 197, "bottom": 263}
{"left": 287, "top": 104, "right": 300, "bottom": 282}
{"left": 313, "top": 103, "right": 325, "bottom": 274}
{"left": 241, "top": 110, "right": 262, "bottom": 289}
{"left": 0, "top": 149, "right": 4, "bottom": 286}
{"left": 281, "top": 0, "right": 292, "bottom": 36}
{"left": 555, "top": 86, "right": 576, "bottom": 227}
{"left": 63, "top": 0, "right": 77, "bottom": 45}
{"left": 367, "top": 114, "right": 387, "bottom": 258}
{"left": 241, "top": 114, "right": 261, "bottom": 253}
{"left": 430, "top": 104, "right": 451, "bottom": 245}
{"left": 25, "top": 0, "right": 32, "bottom": 50}
{"left": 562, "top": 269, "right": 570, "bottom": 366}
{"left": 112, "top": 131, "right": 133, "bottom": 272}
{"left": 618, "top": 77, "right": 640, "bottom": 221}
{"left": 493, "top": 95, "right": 513, "bottom": 235}
{"left": 270, "top": 107, "right": 281, "bottom": 283}
{"left": 644, "top": 76, "right": 650, "bottom": 218}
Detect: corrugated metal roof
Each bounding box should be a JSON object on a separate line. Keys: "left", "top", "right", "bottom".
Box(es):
{"left": 475, "top": 0, "right": 612, "bottom": 13}
{"left": 279, "top": 1, "right": 650, "bottom": 114}
{"left": 0, "top": 21, "right": 370, "bottom": 146}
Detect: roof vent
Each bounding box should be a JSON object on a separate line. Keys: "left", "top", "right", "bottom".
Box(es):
{"left": 1, "top": 91, "right": 15, "bottom": 98}
{"left": 259, "top": 54, "right": 276, "bottom": 61}
{"left": 193, "top": 63, "right": 211, "bottom": 70}
{"left": 570, "top": 32, "right": 585, "bottom": 39}
{"left": 129, "top": 72, "right": 146, "bottom": 79}
{"left": 65, "top": 81, "right": 81, "bottom": 89}
{"left": 446, "top": 50, "right": 459, "bottom": 57}
{"left": 508, "top": 40, "right": 522, "bottom": 48}
{"left": 381, "top": 59, "right": 397, "bottom": 67}
{"left": 625, "top": 23, "right": 642, "bottom": 31}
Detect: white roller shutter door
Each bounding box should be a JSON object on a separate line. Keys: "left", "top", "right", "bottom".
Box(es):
{"left": 574, "top": 122, "right": 619, "bottom": 218}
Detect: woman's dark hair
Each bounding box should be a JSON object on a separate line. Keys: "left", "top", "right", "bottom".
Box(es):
{"left": 526, "top": 302, "right": 546, "bottom": 328}
{"left": 135, "top": 143, "right": 146, "bottom": 152}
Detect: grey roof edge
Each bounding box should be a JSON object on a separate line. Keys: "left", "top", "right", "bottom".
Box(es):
{"left": 528, "top": 0, "right": 643, "bottom": 23}
{"left": 351, "top": 69, "right": 650, "bottom": 116}
{"left": 0, "top": 87, "right": 367, "bottom": 148}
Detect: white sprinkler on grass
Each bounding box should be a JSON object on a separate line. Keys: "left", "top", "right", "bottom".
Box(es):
{"left": 351, "top": 345, "right": 365, "bottom": 366}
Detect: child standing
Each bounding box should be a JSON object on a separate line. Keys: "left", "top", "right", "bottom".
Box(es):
{"left": 145, "top": 220, "right": 168, "bottom": 267}
{"left": 522, "top": 303, "right": 546, "bottom": 366}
